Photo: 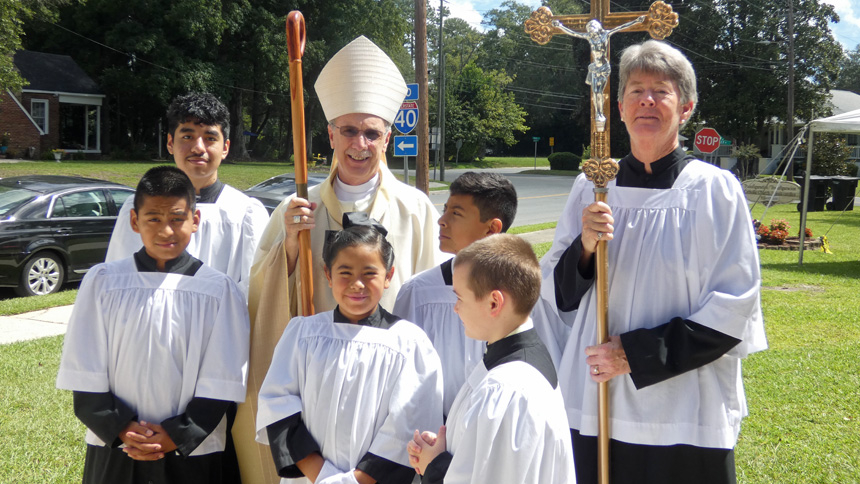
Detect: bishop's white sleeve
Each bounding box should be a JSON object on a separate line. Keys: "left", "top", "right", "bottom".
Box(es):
{"left": 56, "top": 266, "right": 110, "bottom": 392}
{"left": 105, "top": 198, "right": 141, "bottom": 262}
{"left": 688, "top": 171, "right": 767, "bottom": 357}
{"left": 365, "top": 334, "right": 444, "bottom": 469}
{"left": 195, "top": 278, "right": 250, "bottom": 403}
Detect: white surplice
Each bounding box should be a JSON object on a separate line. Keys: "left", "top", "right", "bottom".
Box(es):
{"left": 542, "top": 161, "right": 767, "bottom": 449}
{"left": 56, "top": 257, "right": 250, "bottom": 455}
{"left": 442, "top": 358, "right": 575, "bottom": 483}
{"left": 255, "top": 311, "right": 444, "bottom": 483}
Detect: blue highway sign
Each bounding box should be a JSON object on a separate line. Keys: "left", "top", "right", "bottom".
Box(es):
{"left": 394, "top": 101, "right": 419, "bottom": 134}
{"left": 405, "top": 83, "right": 419, "bottom": 101}
{"left": 394, "top": 135, "right": 418, "bottom": 157}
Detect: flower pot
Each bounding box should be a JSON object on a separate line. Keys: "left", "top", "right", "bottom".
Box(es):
{"left": 53, "top": 152, "right": 62, "bottom": 162}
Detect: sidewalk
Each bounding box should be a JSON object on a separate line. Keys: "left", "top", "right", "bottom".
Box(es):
{"left": 0, "top": 305, "right": 74, "bottom": 345}
{"left": 0, "top": 228, "right": 557, "bottom": 345}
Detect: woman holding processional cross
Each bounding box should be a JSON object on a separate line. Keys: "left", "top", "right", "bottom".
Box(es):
{"left": 541, "top": 40, "right": 767, "bottom": 484}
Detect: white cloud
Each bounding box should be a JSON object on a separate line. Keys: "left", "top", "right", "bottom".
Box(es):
{"left": 822, "top": 0, "right": 860, "bottom": 48}
{"left": 444, "top": 0, "right": 544, "bottom": 31}
{"left": 445, "top": 0, "right": 485, "bottom": 30}
{"left": 825, "top": 0, "right": 859, "bottom": 25}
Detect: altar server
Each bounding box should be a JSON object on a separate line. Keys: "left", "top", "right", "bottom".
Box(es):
{"left": 57, "top": 166, "right": 250, "bottom": 484}
{"left": 393, "top": 172, "right": 516, "bottom": 416}
{"left": 545, "top": 40, "right": 766, "bottom": 483}
{"left": 256, "top": 214, "right": 443, "bottom": 484}
{"left": 408, "top": 234, "right": 574, "bottom": 484}
{"left": 106, "top": 92, "right": 269, "bottom": 297}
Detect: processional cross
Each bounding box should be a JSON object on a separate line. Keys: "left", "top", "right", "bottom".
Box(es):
{"left": 525, "top": 2, "right": 678, "bottom": 484}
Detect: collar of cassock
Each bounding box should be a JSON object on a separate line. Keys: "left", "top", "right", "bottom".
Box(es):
{"left": 196, "top": 179, "right": 225, "bottom": 204}
{"left": 617, "top": 146, "right": 691, "bottom": 189}
{"left": 133, "top": 247, "right": 203, "bottom": 275}
{"left": 333, "top": 304, "right": 400, "bottom": 329}
{"left": 483, "top": 320, "right": 558, "bottom": 388}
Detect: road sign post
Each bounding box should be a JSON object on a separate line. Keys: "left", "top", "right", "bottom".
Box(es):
{"left": 532, "top": 136, "right": 541, "bottom": 169}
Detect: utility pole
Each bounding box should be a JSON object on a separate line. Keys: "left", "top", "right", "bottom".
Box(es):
{"left": 415, "top": 0, "right": 430, "bottom": 194}
{"left": 437, "top": 0, "right": 446, "bottom": 181}
{"left": 787, "top": 0, "right": 795, "bottom": 182}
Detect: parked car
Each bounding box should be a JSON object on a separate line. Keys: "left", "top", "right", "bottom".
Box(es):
{"left": 243, "top": 173, "right": 328, "bottom": 214}
{"left": 0, "top": 175, "right": 135, "bottom": 296}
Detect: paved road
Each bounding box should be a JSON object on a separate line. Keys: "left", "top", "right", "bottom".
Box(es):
{"left": 419, "top": 167, "right": 576, "bottom": 228}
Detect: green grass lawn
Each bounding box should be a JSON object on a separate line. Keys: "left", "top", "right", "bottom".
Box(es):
{"left": 1, "top": 173, "right": 859, "bottom": 481}
{"left": 0, "top": 159, "right": 309, "bottom": 190}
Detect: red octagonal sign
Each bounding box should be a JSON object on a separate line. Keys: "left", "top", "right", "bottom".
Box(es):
{"left": 694, "top": 127, "right": 721, "bottom": 154}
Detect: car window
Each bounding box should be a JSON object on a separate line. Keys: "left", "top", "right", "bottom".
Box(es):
{"left": 15, "top": 197, "right": 49, "bottom": 219}
{"left": 53, "top": 190, "right": 110, "bottom": 218}
{"left": 251, "top": 176, "right": 297, "bottom": 191}
{"left": 0, "top": 187, "right": 37, "bottom": 217}
{"left": 109, "top": 189, "right": 133, "bottom": 211}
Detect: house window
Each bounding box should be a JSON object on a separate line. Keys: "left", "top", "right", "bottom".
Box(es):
{"left": 31, "top": 99, "right": 49, "bottom": 134}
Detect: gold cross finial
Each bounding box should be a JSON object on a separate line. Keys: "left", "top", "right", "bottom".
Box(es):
{"left": 525, "top": 1, "right": 678, "bottom": 45}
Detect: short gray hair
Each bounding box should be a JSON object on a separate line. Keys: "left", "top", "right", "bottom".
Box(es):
{"left": 618, "top": 40, "right": 697, "bottom": 125}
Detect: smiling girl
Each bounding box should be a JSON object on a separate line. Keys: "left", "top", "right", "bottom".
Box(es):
{"left": 255, "top": 214, "right": 443, "bottom": 484}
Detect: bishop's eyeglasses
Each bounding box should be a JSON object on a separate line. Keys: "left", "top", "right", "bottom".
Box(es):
{"left": 329, "top": 123, "right": 387, "bottom": 143}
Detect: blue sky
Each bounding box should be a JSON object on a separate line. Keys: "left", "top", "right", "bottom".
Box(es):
{"left": 448, "top": 0, "right": 860, "bottom": 51}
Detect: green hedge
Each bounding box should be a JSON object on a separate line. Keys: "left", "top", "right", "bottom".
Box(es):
{"left": 548, "top": 151, "right": 580, "bottom": 171}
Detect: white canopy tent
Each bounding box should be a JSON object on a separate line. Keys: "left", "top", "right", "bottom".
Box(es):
{"left": 799, "top": 108, "right": 860, "bottom": 264}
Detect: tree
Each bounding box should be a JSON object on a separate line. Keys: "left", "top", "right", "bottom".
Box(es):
{"left": 21, "top": 0, "right": 413, "bottom": 159}
{"left": 666, "top": 0, "right": 843, "bottom": 147}
{"left": 444, "top": 62, "right": 528, "bottom": 161}
{"left": 835, "top": 44, "right": 860, "bottom": 94}
{"left": 481, "top": 0, "right": 591, "bottom": 156}
{"left": 0, "top": 0, "right": 73, "bottom": 92}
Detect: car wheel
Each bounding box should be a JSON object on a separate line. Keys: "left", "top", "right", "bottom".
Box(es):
{"left": 16, "top": 252, "right": 65, "bottom": 297}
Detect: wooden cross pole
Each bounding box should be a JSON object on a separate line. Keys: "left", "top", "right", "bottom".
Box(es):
{"left": 526, "top": 3, "right": 678, "bottom": 484}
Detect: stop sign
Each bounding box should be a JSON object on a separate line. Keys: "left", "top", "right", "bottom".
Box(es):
{"left": 694, "top": 128, "right": 721, "bottom": 154}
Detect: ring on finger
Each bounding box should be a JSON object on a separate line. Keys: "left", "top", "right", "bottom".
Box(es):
{"left": 592, "top": 365, "right": 599, "bottom": 375}
{"left": 293, "top": 215, "right": 302, "bottom": 224}
{"left": 596, "top": 232, "right": 603, "bottom": 241}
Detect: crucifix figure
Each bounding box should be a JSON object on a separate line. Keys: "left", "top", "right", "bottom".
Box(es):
{"left": 554, "top": 17, "right": 645, "bottom": 131}
{"left": 525, "top": 3, "right": 678, "bottom": 484}
{"left": 526, "top": 0, "right": 678, "bottom": 162}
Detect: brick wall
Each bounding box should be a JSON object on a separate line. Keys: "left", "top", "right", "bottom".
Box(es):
{"left": 0, "top": 90, "right": 47, "bottom": 158}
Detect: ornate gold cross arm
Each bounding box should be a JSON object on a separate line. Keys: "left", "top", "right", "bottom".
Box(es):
{"left": 525, "top": 1, "right": 678, "bottom": 45}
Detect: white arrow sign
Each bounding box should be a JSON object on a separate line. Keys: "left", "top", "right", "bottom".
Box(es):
{"left": 393, "top": 135, "right": 418, "bottom": 157}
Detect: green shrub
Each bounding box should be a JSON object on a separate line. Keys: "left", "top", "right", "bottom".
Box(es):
{"left": 808, "top": 133, "right": 854, "bottom": 176}
{"left": 548, "top": 151, "right": 581, "bottom": 171}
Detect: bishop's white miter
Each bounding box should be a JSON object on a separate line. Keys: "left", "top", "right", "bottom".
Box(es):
{"left": 314, "top": 35, "right": 407, "bottom": 124}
